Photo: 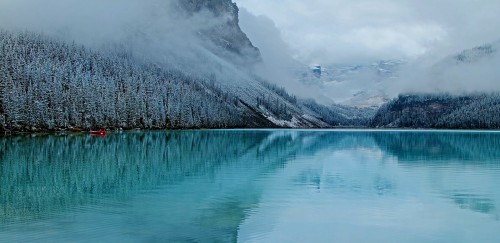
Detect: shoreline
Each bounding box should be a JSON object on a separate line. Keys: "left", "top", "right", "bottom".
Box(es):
{"left": 2, "top": 127, "right": 500, "bottom": 137}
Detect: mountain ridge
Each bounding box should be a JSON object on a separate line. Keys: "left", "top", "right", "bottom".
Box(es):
{"left": 178, "top": 0, "right": 261, "bottom": 65}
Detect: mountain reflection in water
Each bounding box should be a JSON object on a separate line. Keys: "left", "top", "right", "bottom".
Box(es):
{"left": 1, "top": 130, "right": 499, "bottom": 242}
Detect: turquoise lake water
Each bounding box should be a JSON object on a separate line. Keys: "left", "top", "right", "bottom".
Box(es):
{"left": 1, "top": 130, "right": 500, "bottom": 242}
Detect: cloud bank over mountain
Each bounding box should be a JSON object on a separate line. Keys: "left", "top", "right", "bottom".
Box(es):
{"left": 1, "top": 0, "right": 499, "bottom": 104}
{"left": 236, "top": 0, "right": 500, "bottom": 64}
{"left": 0, "top": 0, "right": 261, "bottom": 74}
{"left": 237, "top": 1, "right": 500, "bottom": 102}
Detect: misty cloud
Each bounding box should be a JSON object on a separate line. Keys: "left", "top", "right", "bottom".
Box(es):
{"left": 235, "top": 0, "right": 500, "bottom": 64}
{"left": 236, "top": 0, "right": 500, "bottom": 102}
{"left": 0, "top": 0, "right": 254, "bottom": 77}
{"left": 238, "top": 7, "right": 396, "bottom": 104}
{"left": 390, "top": 45, "right": 500, "bottom": 95}
{"left": 1, "top": 0, "right": 499, "bottom": 103}
{"left": 238, "top": 8, "right": 321, "bottom": 99}
{"left": 0, "top": 0, "right": 145, "bottom": 46}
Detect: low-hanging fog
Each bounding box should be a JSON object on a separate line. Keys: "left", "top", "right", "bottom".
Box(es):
{"left": 237, "top": 0, "right": 500, "bottom": 104}
{"left": 0, "top": 0, "right": 259, "bottom": 80}
{"left": 236, "top": 0, "right": 500, "bottom": 64}
{"left": 1, "top": 0, "right": 499, "bottom": 106}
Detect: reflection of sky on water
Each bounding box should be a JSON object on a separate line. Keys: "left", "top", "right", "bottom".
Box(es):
{"left": 1, "top": 130, "right": 500, "bottom": 242}
{"left": 239, "top": 131, "right": 500, "bottom": 242}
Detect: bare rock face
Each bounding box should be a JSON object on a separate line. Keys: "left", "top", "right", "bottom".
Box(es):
{"left": 178, "top": 0, "right": 261, "bottom": 64}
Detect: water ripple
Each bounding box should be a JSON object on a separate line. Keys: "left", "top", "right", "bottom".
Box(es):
{"left": 1, "top": 130, "right": 500, "bottom": 242}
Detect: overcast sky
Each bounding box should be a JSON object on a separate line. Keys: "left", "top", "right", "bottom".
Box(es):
{"left": 235, "top": 0, "right": 500, "bottom": 65}
{"left": 1, "top": 0, "right": 499, "bottom": 101}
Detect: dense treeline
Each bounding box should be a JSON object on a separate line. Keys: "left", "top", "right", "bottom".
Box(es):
{"left": 2, "top": 30, "right": 429, "bottom": 131}
{"left": 371, "top": 93, "right": 500, "bottom": 129}
{"left": 0, "top": 31, "right": 277, "bottom": 131}
{"left": 1, "top": 30, "right": 373, "bottom": 131}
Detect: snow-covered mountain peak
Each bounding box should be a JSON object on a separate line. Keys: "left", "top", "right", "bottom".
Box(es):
{"left": 294, "top": 59, "right": 405, "bottom": 108}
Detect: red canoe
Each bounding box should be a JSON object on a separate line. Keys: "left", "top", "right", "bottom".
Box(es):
{"left": 90, "top": 129, "right": 107, "bottom": 136}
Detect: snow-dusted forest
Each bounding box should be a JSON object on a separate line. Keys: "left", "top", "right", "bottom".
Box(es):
{"left": 1, "top": 30, "right": 376, "bottom": 131}
{"left": 0, "top": 31, "right": 272, "bottom": 131}
{"left": 1, "top": 0, "right": 497, "bottom": 132}
{"left": 371, "top": 93, "right": 500, "bottom": 129}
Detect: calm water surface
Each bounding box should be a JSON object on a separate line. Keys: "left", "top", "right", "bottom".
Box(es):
{"left": 1, "top": 130, "right": 500, "bottom": 242}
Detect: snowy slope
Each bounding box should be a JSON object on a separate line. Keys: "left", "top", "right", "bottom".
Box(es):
{"left": 0, "top": 30, "right": 338, "bottom": 131}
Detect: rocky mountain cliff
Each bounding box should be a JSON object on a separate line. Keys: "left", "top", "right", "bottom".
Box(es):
{"left": 178, "top": 0, "right": 261, "bottom": 64}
